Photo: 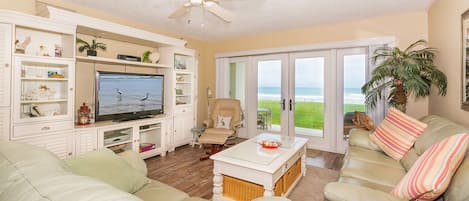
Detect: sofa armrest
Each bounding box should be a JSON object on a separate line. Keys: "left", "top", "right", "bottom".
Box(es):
{"left": 348, "top": 128, "right": 382, "bottom": 152}
{"left": 118, "top": 150, "right": 148, "bottom": 176}
{"left": 324, "top": 182, "right": 404, "bottom": 201}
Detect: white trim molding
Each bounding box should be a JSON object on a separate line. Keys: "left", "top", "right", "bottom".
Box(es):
{"left": 215, "top": 36, "right": 396, "bottom": 58}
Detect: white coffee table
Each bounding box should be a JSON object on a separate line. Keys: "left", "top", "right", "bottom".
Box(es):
{"left": 210, "top": 133, "right": 308, "bottom": 201}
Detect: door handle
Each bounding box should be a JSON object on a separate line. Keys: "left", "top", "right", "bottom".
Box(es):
{"left": 289, "top": 99, "right": 292, "bottom": 111}
{"left": 281, "top": 99, "right": 285, "bottom": 111}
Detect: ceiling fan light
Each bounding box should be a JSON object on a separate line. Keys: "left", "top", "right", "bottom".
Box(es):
{"left": 191, "top": 0, "right": 203, "bottom": 6}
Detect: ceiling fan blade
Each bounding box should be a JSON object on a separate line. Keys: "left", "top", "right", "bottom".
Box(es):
{"left": 203, "top": 1, "right": 234, "bottom": 23}
{"left": 169, "top": 4, "right": 191, "bottom": 19}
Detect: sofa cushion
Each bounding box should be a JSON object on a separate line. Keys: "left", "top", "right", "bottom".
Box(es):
{"left": 346, "top": 146, "right": 402, "bottom": 169}
{"left": 65, "top": 148, "right": 149, "bottom": 193}
{"left": 134, "top": 180, "right": 189, "bottom": 201}
{"left": 348, "top": 128, "right": 382, "bottom": 152}
{"left": 369, "top": 107, "right": 427, "bottom": 160}
{"left": 340, "top": 158, "right": 406, "bottom": 191}
{"left": 444, "top": 157, "right": 469, "bottom": 201}
{"left": 399, "top": 148, "right": 419, "bottom": 171}
{"left": 391, "top": 133, "right": 468, "bottom": 201}
{"left": 0, "top": 141, "right": 142, "bottom": 201}
{"left": 416, "top": 115, "right": 469, "bottom": 155}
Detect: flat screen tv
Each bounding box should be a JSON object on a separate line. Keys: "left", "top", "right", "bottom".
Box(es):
{"left": 95, "top": 71, "right": 164, "bottom": 122}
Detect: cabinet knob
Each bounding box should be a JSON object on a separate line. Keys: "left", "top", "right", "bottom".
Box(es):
{"left": 41, "top": 126, "right": 51, "bottom": 131}
{"left": 68, "top": 152, "right": 72, "bottom": 156}
{"left": 4, "top": 63, "right": 9, "bottom": 68}
{"left": 69, "top": 88, "right": 73, "bottom": 91}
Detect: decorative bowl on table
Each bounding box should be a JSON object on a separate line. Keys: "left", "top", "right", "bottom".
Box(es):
{"left": 259, "top": 139, "right": 281, "bottom": 149}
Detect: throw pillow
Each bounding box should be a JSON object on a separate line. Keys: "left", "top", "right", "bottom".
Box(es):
{"left": 216, "top": 115, "right": 232, "bottom": 129}
{"left": 369, "top": 107, "right": 427, "bottom": 160}
{"left": 65, "top": 148, "right": 149, "bottom": 193}
{"left": 391, "top": 133, "right": 469, "bottom": 201}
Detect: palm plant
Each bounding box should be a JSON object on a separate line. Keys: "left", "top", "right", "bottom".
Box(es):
{"left": 76, "top": 38, "right": 106, "bottom": 56}
{"left": 362, "top": 40, "right": 447, "bottom": 112}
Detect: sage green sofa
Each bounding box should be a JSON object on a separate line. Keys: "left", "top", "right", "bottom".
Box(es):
{"left": 0, "top": 140, "right": 207, "bottom": 201}
{"left": 324, "top": 115, "right": 469, "bottom": 201}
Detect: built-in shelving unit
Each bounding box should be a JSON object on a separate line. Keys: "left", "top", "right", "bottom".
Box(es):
{"left": 76, "top": 56, "right": 171, "bottom": 68}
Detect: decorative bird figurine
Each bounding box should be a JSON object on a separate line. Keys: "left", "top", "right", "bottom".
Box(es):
{"left": 140, "top": 93, "right": 150, "bottom": 102}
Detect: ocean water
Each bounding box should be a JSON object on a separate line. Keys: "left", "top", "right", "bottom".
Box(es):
{"left": 258, "top": 86, "right": 364, "bottom": 104}
{"left": 98, "top": 77, "right": 163, "bottom": 115}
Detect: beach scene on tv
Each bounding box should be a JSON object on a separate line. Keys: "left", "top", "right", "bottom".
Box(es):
{"left": 97, "top": 73, "right": 163, "bottom": 116}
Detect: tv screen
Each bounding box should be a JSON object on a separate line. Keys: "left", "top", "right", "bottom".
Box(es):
{"left": 95, "top": 71, "right": 164, "bottom": 121}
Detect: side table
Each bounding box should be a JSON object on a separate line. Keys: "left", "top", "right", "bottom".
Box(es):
{"left": 191, "top": 127, "right": 205, "bottom": 148}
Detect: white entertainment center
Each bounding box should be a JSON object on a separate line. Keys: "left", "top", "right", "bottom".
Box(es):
{"left": 0, "top": 6, "right": 197, "bottom": 159}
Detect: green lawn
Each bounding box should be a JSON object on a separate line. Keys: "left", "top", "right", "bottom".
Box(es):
{"left": 258, "top": 100, "right": 365, "bottom": 129}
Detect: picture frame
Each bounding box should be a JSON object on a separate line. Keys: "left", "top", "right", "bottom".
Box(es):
{"left": 174, "top": 54, "right": 187, "bottom": 70}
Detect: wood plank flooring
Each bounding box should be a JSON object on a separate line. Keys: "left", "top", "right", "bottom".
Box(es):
{"left": 145, "top": 142, "right": 344, "bottom": 199}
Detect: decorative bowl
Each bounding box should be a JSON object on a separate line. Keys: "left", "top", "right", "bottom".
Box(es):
{"left": 259, "top": 139, "right": 281, "bottom": 149}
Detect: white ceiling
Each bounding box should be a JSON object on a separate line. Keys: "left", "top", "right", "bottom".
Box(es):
{"left": 63, "top": 0, "right": 434, "bottom": 41}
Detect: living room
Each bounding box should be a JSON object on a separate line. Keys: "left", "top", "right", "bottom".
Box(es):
{"left": 1, "top": 0, "right": 469, "bottom": 201}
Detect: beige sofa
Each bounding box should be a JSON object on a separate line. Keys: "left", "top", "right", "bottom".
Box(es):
{"left": 0, "top": 140, "right": 207, "bottom": 201}
{"left": 324, "top": 115, "right": 469, "bottom": 201}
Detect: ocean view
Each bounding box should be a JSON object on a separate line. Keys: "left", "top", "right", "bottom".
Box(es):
{"left": 258, "top": 86, "right": 365, "bottom": 104}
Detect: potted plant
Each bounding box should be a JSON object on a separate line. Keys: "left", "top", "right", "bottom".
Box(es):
{"left": 76, "top": 38, "right": 106, "bottom": 56}
{"left": 361, "top": 39, "right": 447, "bottom": 112}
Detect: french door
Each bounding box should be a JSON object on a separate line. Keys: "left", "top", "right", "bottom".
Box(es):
{"left": 221, "top": 48, "right": 369, "bottom": 153}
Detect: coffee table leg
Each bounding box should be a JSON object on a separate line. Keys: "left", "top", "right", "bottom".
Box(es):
{"left": 213, "top": 171, "right": 223, "bottom": 200}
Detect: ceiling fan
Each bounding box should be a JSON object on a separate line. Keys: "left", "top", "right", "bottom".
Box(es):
{"left": 169, "top": 0, "right": 234, "bottom": 23}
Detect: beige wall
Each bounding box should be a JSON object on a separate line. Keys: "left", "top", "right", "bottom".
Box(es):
{"left": 205, "top": 11, "right": 430, "bottom": 118}
{"left": 428, "top": 0, "right": 469, "bottom": 127}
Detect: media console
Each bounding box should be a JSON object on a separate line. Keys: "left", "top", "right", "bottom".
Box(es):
{"left": 76, "top": 114, "right": 169, "bottom": 159}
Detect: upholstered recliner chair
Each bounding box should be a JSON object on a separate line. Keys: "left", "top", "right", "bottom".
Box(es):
{"left": 199, "top": 98, "right": 241, "bottom": 160}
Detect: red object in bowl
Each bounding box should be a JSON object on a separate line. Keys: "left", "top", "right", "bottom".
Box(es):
{"left": 259, "top": 140, "right": 281, "bottom": 149}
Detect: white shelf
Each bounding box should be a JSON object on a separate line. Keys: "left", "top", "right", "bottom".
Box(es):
{"left": 176, "top": 95, "right": 191, "bottom": 97}
{"left": 175, "top": 71, "right": 192, "bottom": 74}
{"left": 104, "top": 139, "right": 133, "bottom": 148}
{"left": 76, "top": 56, "right": 171, "bottom": 68}
{"left": 14, "top": 54, "right": 75, "bottom": 62}
{"left": 21, "top": 99, "right": 68, "bottom": 104}
{"left": 21, "top": 78, "right": 68, "bottom": 81}
{"left": 140, "top": 126, "right": 161, "bottom": 133}
{"left": 176, "top": 82, "right": 192, "bottom": 84}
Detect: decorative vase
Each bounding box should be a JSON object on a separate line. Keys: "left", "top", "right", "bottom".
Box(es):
{"left": 87, "top": 50, "right": 97, "bottom": 56}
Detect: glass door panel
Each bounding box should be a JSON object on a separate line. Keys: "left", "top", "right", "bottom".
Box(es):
{"left": 338, "top": 48, "right": 368, "bottom": 153}
{"left": 343, "top": 55, "right": 366, "bottom": 113}
{"left": 257, "top": 58, "right": 285, "bottom": 134}
{"left": 293, "top": 58, "right": 324, "bottom": 137}
{"left": 228, "top": 61, "right": 246, "bottom": 130}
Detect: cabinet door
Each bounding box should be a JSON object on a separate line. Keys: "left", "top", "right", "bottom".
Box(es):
{"left": 0, "top": 23, "right": 12, "bottom": 107}
{"left": 173, "top": 112, "right": 194, "bottom": 147}
{"left": 75, "top": 129, "right": 98, "bottom": 155}
{"left": 0, "top": 107, "right": 10, "bottom": 141}
{"left": 15, "top": 131, "right": 74, "bottom": 159}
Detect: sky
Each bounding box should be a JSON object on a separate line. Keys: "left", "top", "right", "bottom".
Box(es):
{"left": 257, "top": 54, "right": 366, "bottom": 89}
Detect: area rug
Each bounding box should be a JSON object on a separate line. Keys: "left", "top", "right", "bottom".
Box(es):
{"left": 288, "top": 166, "right": 339, "bottom": 201}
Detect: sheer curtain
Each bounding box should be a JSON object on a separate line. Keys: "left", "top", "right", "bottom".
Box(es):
{"left": 367, "top": 44, "right": 390, "bottom": 125}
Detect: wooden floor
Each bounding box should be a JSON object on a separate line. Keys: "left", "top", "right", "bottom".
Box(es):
{"left": 145, "top": 142, "right": 344, "bottom": 199}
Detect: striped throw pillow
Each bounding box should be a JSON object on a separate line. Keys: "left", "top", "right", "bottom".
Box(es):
{"left": 369, "top": 107, "right": 427, "bottom": 160}
{"left": 391, "top": 133, "right": 469, "bottom": 200}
